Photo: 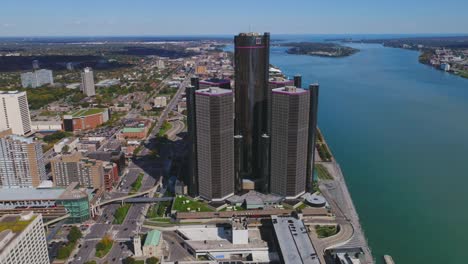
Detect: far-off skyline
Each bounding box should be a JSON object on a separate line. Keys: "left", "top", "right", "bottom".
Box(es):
{"left": 1, "top": 0, "right": 468, "bottom": 36}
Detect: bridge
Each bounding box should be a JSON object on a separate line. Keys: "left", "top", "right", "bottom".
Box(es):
{"left": 110, "top": 197, "right": 173, "bottom": 203}
{"left": 43, "top": 213, "right": 70, "bottom": 227}
{"left": 90, "top": 179, "right": 162, "bottom": 217}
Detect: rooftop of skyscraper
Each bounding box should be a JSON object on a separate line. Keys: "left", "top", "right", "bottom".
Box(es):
{"left": 272, "top": 86, "right": 308, "bottom": 95}
{"left": 195, "top": 87, "right": 232, "bottom": 96}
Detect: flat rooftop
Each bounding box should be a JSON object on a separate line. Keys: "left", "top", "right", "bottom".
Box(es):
{"left": 0, "top": 188, "right": 65, "bottom": 201}
{"left": 271, "top": 216, "right": 320, "bottom": 264}
{"left": 72, "top": 108, "right": 106, "bottom": 118}
{"left": 178, "top": 227, "right": 228, "bottom": 241}
{"left": 195, "top": 87, "right": 232, "bottom": 96}
{"left": 272, "top": 86, "right": 308, "bottom": 95}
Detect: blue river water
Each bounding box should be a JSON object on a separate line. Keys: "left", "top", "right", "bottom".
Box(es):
{"left": 226, "top": 36, "right": 468, "bottom": 263}
{"left": 269, "top": 41, "right": 468, "bottom": 264}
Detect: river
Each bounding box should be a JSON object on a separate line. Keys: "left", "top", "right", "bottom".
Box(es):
{"left": 268, "top": 39, "right": 468, "bottom": 263}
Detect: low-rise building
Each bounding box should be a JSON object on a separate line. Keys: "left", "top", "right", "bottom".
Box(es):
{"left": 0, "top": 183, "right": 90, "bottom": 223}
{"left": 143, "top": 230, "right": 163, "bottom": 257}
{"left": 20, "top": 69, "right": 54, "bottom": 88}
{"left": 31, "top": 120, "right": 63, "bottom": 132}
{"left": 63, "top": 108, "right": 109, "bottom": 132}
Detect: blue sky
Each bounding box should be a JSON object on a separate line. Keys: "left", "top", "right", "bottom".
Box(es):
{"left": 1, "top": 0, "right": 467, "bottom": 36}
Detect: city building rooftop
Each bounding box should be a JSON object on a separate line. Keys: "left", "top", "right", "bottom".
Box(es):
{"left": 0, "top": 188, "right": 65, "bottom": 202}
{"left": 71, "top": 108, "right": 106, "bottom": 118}
{"left": 0, "top": 213, "right": 36, "bottom": 234}
{"left": 122, "top": 127, "right": 145, "bottom": 133}
{"left": 144, "top": 230, "right": 161, "bottom": 247}
{"left": 195, "top": 87, "right": 232, "bottom": 96}
{"left": 271, "top": 215, "right": 320, "bottom": 264}
{"left": 272, "top": 86, "right": 308, "bottom": 95}
{"left": 0, "top": 90, "right": 25, "bottom": 95}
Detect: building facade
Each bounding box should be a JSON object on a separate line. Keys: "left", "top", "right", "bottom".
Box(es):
{"left": 81, "top": 67, "right": 95, "bottom": 96}
{"left": 63, "top": 108, "right": 109, "bottom": 132}
{"left": 20, "top": 69, "right": 54, "bottom": 88}
{"left": 270, "top": 86, "right": 310, "bottom": 198}
{"left": 234, "top": 32, "right": 270, "bottom": 192}
{"left": 51, "top": 152, "right": 104, "bottom": 189}
{"left": 0, "top": 91, "right": 32, "bottom": 136}
{"left": 0, "top": 130, "right": 46, "bottom": 188}
{"left": 0, "top": 212, "right": 49, "bottom": 264}
{"left": 195, "top": 87, "right": 234, "bottom": 201}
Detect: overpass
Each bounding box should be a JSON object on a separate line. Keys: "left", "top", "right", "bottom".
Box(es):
{"left": 43, "top": 213, "right": 70, "bottom": 227}
{"left": 90, "top": 180, "right": 162, "bottom": 217}
{"left": 111, "top": 197, "right": 173, "bottom": 204}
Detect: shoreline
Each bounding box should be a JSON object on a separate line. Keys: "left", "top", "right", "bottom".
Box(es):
{"left": 316, "top": 128, "right": 375, "bottom": 263}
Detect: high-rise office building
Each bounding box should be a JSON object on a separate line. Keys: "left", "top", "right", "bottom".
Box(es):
{"left": 306, "top": 84, "right": 319, "bottom": 192}
{"left": 0, "top": 91, "right": 32, "bottom": 136}
{"left": 195, "top": 87, "right": 234, "bottom": 201}
{"left": 0, "top": 129, "right": 46, "bottom": 188}
{"left": 234, "top": 32, "right": 270, "bottom": 191}
{"left": 20, "top": 69, "right": 54, "bottom": 88}
{"left": 81, "top": 67, "right": 95, "bottom": 96}
{"left": 185, "top": 77, "right": 199, "bottom": 197}
{"left": 270, "top": 86, "right": 310, "bottom": 198}
{"left": 51, "top": 152, "right": 104, "bottom": 189}
{"left": 0, "top": 212, "right": 49, "bottom": 264}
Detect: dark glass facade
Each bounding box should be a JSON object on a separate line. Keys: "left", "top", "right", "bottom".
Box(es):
{"left": 234, "top": 32, "right": 270, "bottom": 191}
{"left": 306, "top": 84, "right": 319, "bottom": 192}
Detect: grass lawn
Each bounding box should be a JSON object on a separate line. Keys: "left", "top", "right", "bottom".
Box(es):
{"left": 147, "top": 200, "right": 171, "bottom": 218}
{"left": 130, "top": 173, "right": 144, "bottom": 193}
{"left": 315, "top": 225, "right": 338, "bottom": 238}
{"left": 113, "top": 204, "right": 131, "bottom": 224}
{"left": 173, "top": 195, "right": 214, "bottom": 212}
{"left": 316, "top": 164, "right": 333, "bottom": 180}
{"left": 296, "top": 203, "right": 310, "bottom": 211}
{"left": 95, "top": 238, "right": 113, "bottom": 258}
{"left": 158, "top": 121, "right": 172, "bottom": 137}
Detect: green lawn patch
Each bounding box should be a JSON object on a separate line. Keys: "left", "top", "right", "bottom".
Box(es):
{"left": 57, "top": 241, "right": 76, "bottom": 260}
{"left": 158, "top": 121, "right": 172, "bottom": 137}
{"left": 113, "top": 204, "right": 131, "bottom": 224}
{"left": 173, "top": 195, "right": 214, "bottom": 212}
{"left": 316, "top": 142, "right": 332, "bottom": 162}
{"left": 95, "top": 236, "right": 113, "bottom": 258}
{"left": 315, "top": 225, "right": 338, "bottom": 238}
{"left": 316, "top": 164, "right": 333, "bottom": 180}
{"left": 130, "top": 173, "right": 144, "bottom": 193}
{"left": 147, "top": 200, "right": 171, "bottom": 218}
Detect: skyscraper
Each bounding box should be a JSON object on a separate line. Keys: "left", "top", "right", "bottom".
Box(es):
{"left": 0, "top": 91, "right": 32, "bottom": 136}
{"left": 195, "top": 87, "right": 234, "bottom": 201}
{"left": 0, "top": 129, "right": 46, "bottom": 188}
{"left": 0, "top": 212, "right": 50, "bottom": 264}
{"left": 185, "top": 77, "right": 199, "bottom": 196}
{"left": 306, "top": 83, "right": 319, "bottom": 192}
{"left": 81, "top": 67, "right": 95, "bottom": 96}
{"left": 270, "top": 86, "right": 310, "bottom": 198}
{"left": 234, "top": 32, "right": 270, "bottom": 191}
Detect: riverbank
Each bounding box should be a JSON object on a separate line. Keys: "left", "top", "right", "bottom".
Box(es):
{"left": 315, "top": 128, "right": 375, "bottom": 263}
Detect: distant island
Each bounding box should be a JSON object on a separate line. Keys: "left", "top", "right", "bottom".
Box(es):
{"left": 339, "top": 36, "right": 468, "bottom": 79}
{"left": 281, "top": 42, "right": 359, "bottom": 57}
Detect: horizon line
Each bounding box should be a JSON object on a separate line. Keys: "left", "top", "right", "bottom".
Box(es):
{"left": 0, "top": 33, "right": 468, "bottom": 38}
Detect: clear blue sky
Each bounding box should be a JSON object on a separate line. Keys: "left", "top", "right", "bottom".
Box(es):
{"left": 1, "top": 0, "right": 467, "bottom": 36}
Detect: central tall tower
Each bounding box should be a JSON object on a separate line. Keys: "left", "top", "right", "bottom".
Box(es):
{"left": 234, "top": 32, "right": 270, "bottom": 191}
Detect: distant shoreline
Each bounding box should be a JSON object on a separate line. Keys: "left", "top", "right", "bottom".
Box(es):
{"left": 279, "top": 42, "right": 359, "bottom": 58}
{"left": 336, "top": 36, "right": 468, "bottom": 79}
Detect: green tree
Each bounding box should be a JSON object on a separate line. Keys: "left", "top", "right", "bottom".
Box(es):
{"left": 146, "top": 257, "right": 159, "bottom": 264}
{"left": 123, "top": 257, "right": 136, "bottom": 264}
{"left": 67, "top": 226, "right": 82, "bottom": 243}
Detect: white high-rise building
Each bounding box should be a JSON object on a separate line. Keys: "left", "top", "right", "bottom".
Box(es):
{"left": 0, "top": 212, "right": 49, "bottom": 264}
{"left": 20, "top": 69, "right": 54, "bottom": 88}
{"left": 81, "top": 67, "right": 95, "bottom": 96}
{"left": 0, "top": 91, "right": 32, "bottom": 136}
{"left": 0, "top": 129, "right": 47, "bottom": 188}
